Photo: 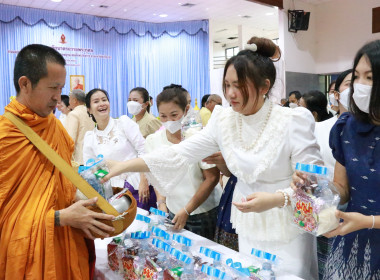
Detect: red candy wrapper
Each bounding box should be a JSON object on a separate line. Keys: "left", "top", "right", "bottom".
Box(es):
{"left": 293, "top": 190, "right": 318, "bottom": 233}
{"left": 107, "top": 241, "right": 120, "bottom": 272}
{"left": 292, "top": 163, "right": 340, "bottom": 236}
{"left": 122, "top": 256, "right": 139, "bottom": 280}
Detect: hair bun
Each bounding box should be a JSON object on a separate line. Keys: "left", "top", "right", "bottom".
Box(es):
{"left": 246, "top": 36, "right": 278, "bottom": 58}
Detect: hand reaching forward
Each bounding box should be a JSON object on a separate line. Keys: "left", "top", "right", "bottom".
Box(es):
{"left": 59, "top": 197, "right": 115, "bottom": 240}
{"left": 171, "top": 208, "right": 189, "bottom": 231}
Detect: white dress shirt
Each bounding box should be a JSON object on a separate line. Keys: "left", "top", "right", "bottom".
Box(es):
{"left": 83, "top": 116, "right": 145, "bottom": 188}
{"left": 145, "top": 129, "right": 221, "bottom": 215}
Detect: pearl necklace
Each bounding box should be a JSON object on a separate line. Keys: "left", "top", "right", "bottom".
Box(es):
{"left": 238, "top": 101, "right": 273, "bottom": 151}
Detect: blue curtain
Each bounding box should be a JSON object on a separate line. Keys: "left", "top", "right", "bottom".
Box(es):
{"left": 0, "top": 4, "right": 210, "bottom": 116}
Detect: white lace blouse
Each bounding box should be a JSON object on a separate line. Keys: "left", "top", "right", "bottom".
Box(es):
{"left": 83, "top": 116, "right": 145, "bottom": 188}
{"left": 142, "top": 100, "right": 323, "bottom": 243}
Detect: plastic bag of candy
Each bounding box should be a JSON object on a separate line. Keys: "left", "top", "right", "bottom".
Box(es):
{"left": 292, "top": 163, "right": 340, "bottom": 236}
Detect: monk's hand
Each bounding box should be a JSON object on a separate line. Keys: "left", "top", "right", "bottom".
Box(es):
{"left": 232, "top": 192, "right": 285, "bottom": 213}
{"left": 59, "top": 197, "right": 115, "bottom": 240}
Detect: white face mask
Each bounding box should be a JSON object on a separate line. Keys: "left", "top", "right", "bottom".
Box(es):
{"left": 329, "top": 93, "right": 338, "bottom": 106}
{"left": 127, "top": 101, "right": 143, "bottom": 115}
{"left": 163, "top": 118, "right": 183, "bottom": 134}
{"left": 289, "top": 102, "right": 298, "bottom": 109}
{"left": 339, "top": 88, "right": 350, "bottom": 110}
{"left": 353, "top": 83, "right": 372, "bottom": 113}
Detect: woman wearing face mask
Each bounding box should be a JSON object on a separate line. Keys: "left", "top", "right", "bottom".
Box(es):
{"left": 294, "top": 40, "right": 380, "bottom": 279}
{"left": 309, "top": 72, "right": 351, "bottom": 279}
{"left": 145, "top": 87, "right": 222, "bottom": 239}
{"left": 127, "top": 87, "right": 162, "bottom": 138}
{"left": 333, "top": 69, "right": 352, "bottom": 115}
{"left": 328, "top": 81, "right": 338, "bottom": 113}
{"left": 102, "top": 36, "right": 323, "bottom": 279}
{"left": 83, "top": 89, "right": 156, "bottom": 210}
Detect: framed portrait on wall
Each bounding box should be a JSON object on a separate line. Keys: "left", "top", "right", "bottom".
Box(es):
{"left": 70, "top": 75, "right": 85, "bottom": 91}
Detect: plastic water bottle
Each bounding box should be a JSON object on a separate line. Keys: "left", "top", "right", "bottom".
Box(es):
{"left": 260, "top": 262, "right": 276, "bottom": 280}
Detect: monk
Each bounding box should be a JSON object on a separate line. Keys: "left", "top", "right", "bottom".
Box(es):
{"left": 0, "top": 44, "right": 115, "bottom": 279}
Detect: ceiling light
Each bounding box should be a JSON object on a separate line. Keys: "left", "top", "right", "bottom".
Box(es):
{"left": 238, "top": 15, "right": 241, "bottom": 17}
{"left": 266, "top": 12, "right": 274, "bottom": 16}
{"left": 159, "top": 14, "right": 168, "bottom": 17}
{"left": 206, "top": 8, "right": 209, "bottom": 10}
{"left": 124, "top": 9, "right": 127, "bottom": 12}
{"left": 51, "top": 0, "right": 62, "bottom": 2}
{"left": 153, "top": 13, "right": 157, "bottom": 16}
{"left": 90, "top": 4, "right": 94, "bottom": 7}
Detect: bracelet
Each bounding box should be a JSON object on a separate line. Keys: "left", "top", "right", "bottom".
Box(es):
{"left": 156, "top": 200, "right": 166, "bottom": 208}
{"left": 184, "top": 207, "right": 190, "bottom": 216}
{"left": 370, "top": 215, "right": 375, "bottom": 229}
{"left": 275, "top": 190, "right": 289, "bottom": 208}
{"left": 54, "top": 210, "right": 60, "bottom": 226}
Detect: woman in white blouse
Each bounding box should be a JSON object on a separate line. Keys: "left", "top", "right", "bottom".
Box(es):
{"left": 102, "top": 37, "right": 322, "bottom": 279}
{"left": 146, "top": 87, "right": 221, "bottom": 240}
{"left": 83, "top": 88, "right": 156, "bottom": 210}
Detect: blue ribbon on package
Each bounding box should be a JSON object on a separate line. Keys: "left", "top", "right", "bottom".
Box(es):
{"left": 79, "top": 154, "right": 104, "bottom": 173}
{"left": 226, "top": 258, "right": 251, "bottom": 276}
{"left": 169, "top": 248, "right": 192, "bottom": 264}
{"left": 251, "top": 248, "right": 277, "bottom": 262}
{"left": 199, "top": 247, "right": 221, "bottom": 261}
{"left": 172, "top": 234, "right": 192, "bottom": 246}
{"left": 151, "top": 226, "right": 170, "bottom": 240}
{"left": 149, "top": 207, "right": 168, "bottom": 218}
{"left": 201, "top": 264, "right": 226, "bottom": 279}
{"left": 152, "top": 238, "right": 171, "bottom": 252}
{"left": 136, "top": 214, "right": 151, "bottom": 224}
{"left": 130, "top": 231, "right": 151, "bottom": 239}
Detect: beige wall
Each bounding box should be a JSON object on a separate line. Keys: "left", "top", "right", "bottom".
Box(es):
{"left": 281, "top": 0, "right": 380, "bottom": 74}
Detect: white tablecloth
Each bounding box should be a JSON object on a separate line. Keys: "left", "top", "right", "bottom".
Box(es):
{"left": 94, "top": 208, "right": 302, "bottom": 280}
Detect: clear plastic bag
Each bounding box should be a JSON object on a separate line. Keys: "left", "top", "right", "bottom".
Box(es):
{"left": 181, "top": 108, "right": 203, "bottom": 140}
{"left": 292, "top": 163, "right": 341, "bottom": 236}
{"left": 78, "top": 154, "right": 113, "bottom": 200}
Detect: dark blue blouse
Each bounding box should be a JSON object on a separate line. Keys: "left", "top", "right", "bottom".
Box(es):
{"left": 323, "top": 112, "right": 380, "bottom": 279}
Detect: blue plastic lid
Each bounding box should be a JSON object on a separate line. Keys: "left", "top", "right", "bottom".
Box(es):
{"left": 295, "top": 163, "right": 329, "bottom": 175}
{"left": 201, "top": 264, "right": 226, "bottom": 279}
{"left": 136, "top": 214, "right": 151, "bottom": 224}
{"left": 152, "top": 238, "right": 171, "bottom": 252}
{"left": 172, "top": 234, "right": 192, "bottom": 246}
{"left": 130, "top": 231, "right": 151, "bottom": 239}
{"left": 151, "top": 226, "right": 170, "bottom": 240}
{"left": 149, "top": 207, "right": 168, "bottom": 217}
{"left": 169, "top": 248, "right": 192, "bottom": 264}
{"left": 199, "top": 247, "right": 221, "bottom": 261}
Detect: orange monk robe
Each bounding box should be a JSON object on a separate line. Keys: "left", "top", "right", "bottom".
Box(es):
{"left": 73, "top": 84, "right": 83, "bottom": 90}
{"left": 0, "top": 99, "right": 90, "bottom": 279}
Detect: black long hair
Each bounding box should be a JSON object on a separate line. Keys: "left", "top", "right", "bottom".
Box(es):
{"left": 85, "top": 88, "right": 110, "bottom": 122}
{"left": 302, "top": 90, "right": 333, "bottom": 122}
{"left": 349, "top": 40, "right": 380, "bottom": 123}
